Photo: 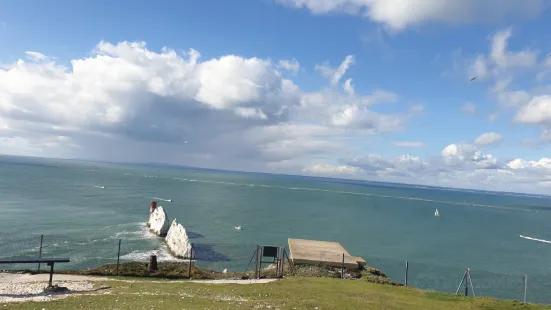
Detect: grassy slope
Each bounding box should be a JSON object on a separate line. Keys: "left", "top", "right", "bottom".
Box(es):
{"left": 4, "top": 277, "right": 548, "bottom": 310}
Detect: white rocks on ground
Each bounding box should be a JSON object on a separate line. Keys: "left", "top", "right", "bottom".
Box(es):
{"left": 0, "top": 275, "right": 96, "bottom": 303}
{"left": 147, "top": 206, "right": 170, "bottom": 237}
{"left": 165, "top": 219, "right": 192, "bottom": 258}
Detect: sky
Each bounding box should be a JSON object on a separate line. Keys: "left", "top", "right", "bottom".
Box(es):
{"left": 1, "top": 0, "right": 551, "bottom": 194}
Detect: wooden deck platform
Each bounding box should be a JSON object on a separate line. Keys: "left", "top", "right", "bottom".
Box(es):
{"left": 288, "top": 238, "right": 363, "bottom": 269}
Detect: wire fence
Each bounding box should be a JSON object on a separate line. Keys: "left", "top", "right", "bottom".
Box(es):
{"left": 1, "top": 234, "right": 551, "bottom": 305}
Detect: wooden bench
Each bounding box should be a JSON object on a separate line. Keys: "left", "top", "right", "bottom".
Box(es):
{"left": 0, "top": 258, "right": 70, "bottom": 287}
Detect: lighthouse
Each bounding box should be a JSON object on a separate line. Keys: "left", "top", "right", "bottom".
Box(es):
{"left": 150, "top": 200, "right": 158, "bottom": 214}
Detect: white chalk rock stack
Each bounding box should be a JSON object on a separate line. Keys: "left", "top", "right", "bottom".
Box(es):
{"left": 165, "top": 219, "right": 192, "bottom": 258}
{"left": 147, "top": 206, "right": 170, "bottom": 237}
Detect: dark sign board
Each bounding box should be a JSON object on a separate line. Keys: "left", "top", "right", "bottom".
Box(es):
{"left": 262, "top": 246, "right": 278, "bottom": 258}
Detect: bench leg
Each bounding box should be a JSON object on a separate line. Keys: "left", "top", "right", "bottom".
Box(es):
{"left": 47, "top": 262, "right": 55, "bottom": 288}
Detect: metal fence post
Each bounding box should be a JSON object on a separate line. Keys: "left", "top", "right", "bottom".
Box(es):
{"left": 255, "top": 245, "right": 261, "bottom": 279}
{"left": 464, "top": 268, "right": 469, "bottom": 297}
{"left": 341, "top": 253, "right": 345, "bottom": 279}
{"left": 524, "top": 275, "right": 528, "bottom": 304}
{"left": 188, "top": 244, "right": 193, "bottom": 278}
{"left": 37, "top": 234, "right": 44, "bottom": 272}
{"left": 405, "top": 261, "right": 409, "bottom": 287}
{"left": 116, "top": 239, "right": 121, "bottom": 276}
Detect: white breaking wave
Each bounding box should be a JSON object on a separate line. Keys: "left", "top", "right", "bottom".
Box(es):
{"left": 520, "top": 235, "right": 551, "bottom": 244}
{"left": 120, "top": 244, "right": 186, "bottom": 262}
{"left": 109, "top": 222, "right": 156, "bottom": 240}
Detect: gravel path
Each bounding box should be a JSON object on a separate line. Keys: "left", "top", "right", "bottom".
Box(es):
{"left": 189, "top": 279, "right": 276, "bottom": 284}
{"left": 0, "top": 273, "right": 277, "bottom": 303}
{"left": 0, "top": 273, "right": 103, "bottom": 283}
{"left": 0, "top": 273, "right": 101, "bottom": 303}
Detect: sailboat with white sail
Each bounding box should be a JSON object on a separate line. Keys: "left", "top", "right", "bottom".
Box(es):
{"left": 434, "top": 209, "right": 440, "bottom": 217}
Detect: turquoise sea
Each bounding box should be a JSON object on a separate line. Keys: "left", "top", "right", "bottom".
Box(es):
{"left": 1, "top": 155, "right": 551, "bottom": 303}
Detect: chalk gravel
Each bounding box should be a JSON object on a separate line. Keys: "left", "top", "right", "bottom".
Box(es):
{"left": 0, "top": 273, "right": 97, "bottom": 303}
{"left": 0, "top": 273, "right": 276, "bottom": 303}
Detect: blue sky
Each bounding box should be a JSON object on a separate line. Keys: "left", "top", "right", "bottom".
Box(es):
{"left": 1, "top": 0, "right": 551, "bottom": 193}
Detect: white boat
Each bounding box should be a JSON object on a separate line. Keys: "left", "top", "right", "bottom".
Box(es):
{"left": 234, "top": 226, "right": 242, "bottom": 231}
{"left": 434, "top": 209, "right": 440, "bottom": 217}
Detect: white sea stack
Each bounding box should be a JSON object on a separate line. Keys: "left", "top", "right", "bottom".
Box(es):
{"left": 165, "top": 219, "right": 192, "bottom": 258}
{"left": 147, "top": 206, "right": 170, "bottom": 237}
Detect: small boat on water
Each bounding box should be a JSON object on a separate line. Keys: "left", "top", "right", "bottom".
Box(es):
{"left": 234, "top": 225, "right": 242, "bottom": 231}
{"left": 434, "top": 209, "right": 440, "bottom": 217}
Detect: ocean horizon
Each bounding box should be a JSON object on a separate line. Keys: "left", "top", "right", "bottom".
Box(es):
{"left": 1, "top": 154, "right": 551, "bottom": 303}
{"left": 7, "top": 154, "right": 550, "bottom": 199}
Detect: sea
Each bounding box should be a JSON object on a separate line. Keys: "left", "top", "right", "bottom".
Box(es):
{"left": 1, "top": 155, "right": 551, "bottom": 304}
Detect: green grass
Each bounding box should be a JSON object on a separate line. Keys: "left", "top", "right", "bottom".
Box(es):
{"left": 3, "top": 277, "right": 549, "bottom": 310}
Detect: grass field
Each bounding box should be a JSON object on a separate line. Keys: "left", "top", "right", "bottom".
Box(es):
{"left": 4, "top": 276, "right": 549, "bottom": 310}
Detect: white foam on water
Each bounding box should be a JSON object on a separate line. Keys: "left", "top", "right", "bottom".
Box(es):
{"left": 73, "top": 223, "right": 155, "bottom": 247}
{"left": 112, "top": 222, "right": 157, "bottom": 240}
{"left": 120, "top": 243, "right": 186, "bottom": 262}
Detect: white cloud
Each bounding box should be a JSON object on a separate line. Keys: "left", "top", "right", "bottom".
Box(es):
{"left": 467, "top": 28, "right": 539, "bottom": 82}
{"left": 295, "top": 88, "right": 405, "bottom": 133}
{"left": 506, "top": 158, "right": 551, "bottom": 170}
{"left": 302, "top": 164, "right": 361, "bottom": 176}
{"left": 234, "top": 107, "right": 268, "bottom": 120}
{"left": 276, "top": 0, "right": 548, "bottom": 31}
{"left": 488, "top": 112, "right": 500, "bottom": 122}
{"left": 343, "top": 78, "right": 355, "bottom": 96}
{"left": 392, "top": 141, "right": 425, "bottom": 148}
{"left": 461, "top": 102, "right": 477, "bottom": 115}
{"left": 5, "top": 39, "right": 551, "bottom": 194}
{"left": 194, "top": 55, "right": 287, "bottom": 110}
{"left": 278, "top": 59, "right": 300, "bottom": 73}
{"left": 25, "top": 51, "right": 48, "bottom": 62}
{"left": 0, "top": 41, "right": 415, "bottom": 172}
{"left": 514, "top": 95, "right": 551, "bottom": 125}
{"left": 341, "top": 153, "right": 429, "bottom": 179}
{"left": 306, "top": 143, "right": 551, "bottom": 193}
{"left": 315, "top": 55, "right": 355, "bottom": 86}
{"left": 474, "top": 132, "right": 503, "bottom": 146}
{"left": 440, "top": 143, "right": 500, "bottom": 170}
{"left": 490, "top": 28, "right": 538, "bottom": 69}
{"left": 454, "top": 28, "right": 551, "bottom": 148}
